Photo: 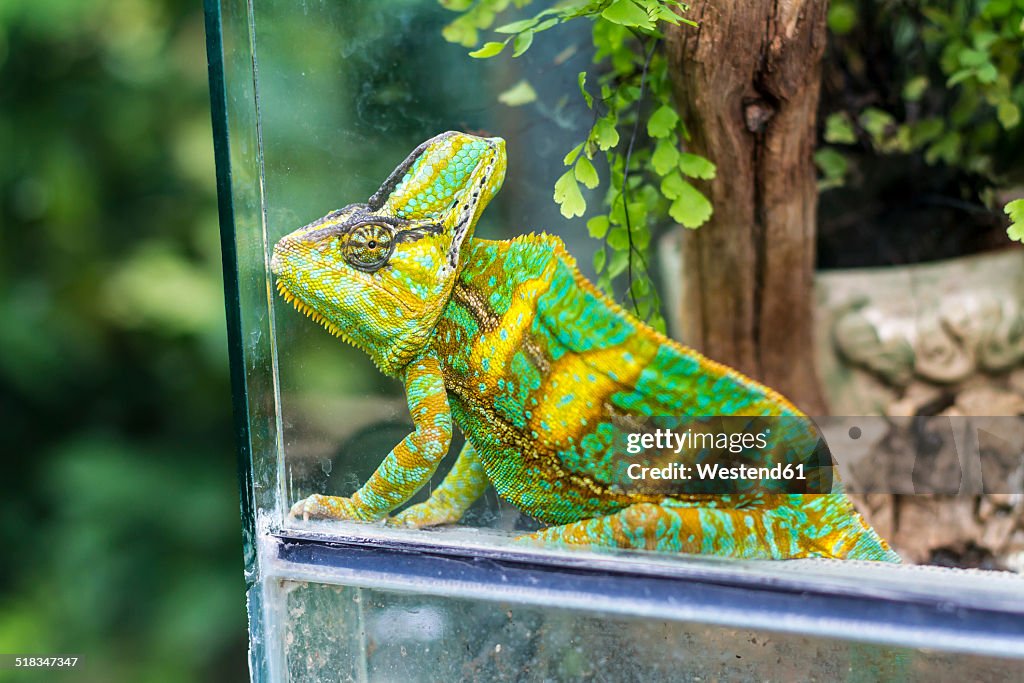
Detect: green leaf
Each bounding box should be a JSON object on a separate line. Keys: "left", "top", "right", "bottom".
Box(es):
{"left": 1007, "top": 199, "right": 1024, "bottom": 243}
{"left": 512, "top": 30, "right": 534, "bottom": 57}
{"left": 668, "top": 180, "right": 713, "bottom": 228}
{"left": 534, "top": 17, "right": 559, "bottom": 32}
{"left": 497, "top": 79, "right": 537, "bottom": 106}
{"left": 902, "top": 76, "right": 929, "bottom": 102}
{"left": 647, "top": 105, "right": 679, "bottom": 138}
{"left": 594, "top": 249, "right": 607, "bottom": 273}
{"left": 997, "top": 101, "right": 1021, "bottom": 129}
{"left": 660, "top": 170, "right": 686, "bottom": 200}
{"left": 554, "top": 170, "right": 586, "bottom": 218}
{"left": 601, "top": 0, "right": 654, "bottom": 30}
{"left": 631, "top": 277, "right": 650, "bottom": 297}
{"left": 631, "top": 220, "right": 650, "bottom": 249}
{"left": 827, "top": 3, "right": 858, "bottom": 34}
{"left": 587, "top": 216, "right": 610, "bottom": 239}
{"left": 958, "top": 48, "right": 989, "bottom": 68}
{"left": 947, "top": 68, "right": 974, "bottom": 87}
{"left": 578, "top": 71, "right": 593, "bottom": 108}
{"left": 594, "top": 117, "right": 620, "bottom": 150}
{"left": 972, "top": 30, "right": 998, "bottom": 50}
{"left": 626, "top": 201, "right": 648, "bottom": 232}
{"left": 607, "top": 226, "right": 629, "bottom": 250}
{"left": 678, "top": 153, "right": 716, "bottom": 180}
{"left": 925, "top": 131, "right": 961, "bottom": 165}
{"left": 814, "top": 147, "right": 848, "bottom": 190}
{"left": 651, "top": 138, "right": 679, "bottom": 175}
{"left": 651, "top": 4, "right": 683, "bottom": 25}
{"left": 494, "top": 18, "right": 539, "bottom": 34}
{"left": 574, "top": 156, "right": 599, "bottom": 189}
{"left": 468, "top": 41, "right": 506, "bottom": 58}
{"left": 825, "top": 112, "right": 857, "bottom": 144}
{"left": 609, "top": 199, "right": 647, "bottom": 230}
{"left": 976, "top": 62, "right": 998, "bottom": 84}
{"left": 442, "top": 17, "right": 478, "bottom": 47}
{"left": 859, "top": 107, "right": 895, "bottom": 142}
{"left": 909, "top": 118, "right": 945, "bottom": 148}
{"left": 607, "top": 249, "right": 629, "bottom": 278}
{"left": 562, "top": 142, "right": 584, "bottom": 166}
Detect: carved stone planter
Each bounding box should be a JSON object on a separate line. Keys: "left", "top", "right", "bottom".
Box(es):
{"left": 816, "top": 248, "right": 1024, "bottom": 414}
{"left": 814, "top": 248, "right": 1024, "bottom": 568}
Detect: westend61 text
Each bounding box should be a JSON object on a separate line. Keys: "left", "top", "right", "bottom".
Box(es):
{"left": 626, "top": 462, "right": 808, "bottom": 482}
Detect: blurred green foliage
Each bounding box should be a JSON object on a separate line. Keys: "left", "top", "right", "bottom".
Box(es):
{"left": 0, "top": 0, "right": 246, "bottom": 681}
{"left": 818, "top": 0, "right": 1024, "bottom": 241}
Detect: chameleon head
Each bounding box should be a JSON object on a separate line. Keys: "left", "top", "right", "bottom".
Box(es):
{"left": 271, "top": 131, "right": 506, "bottom": 374}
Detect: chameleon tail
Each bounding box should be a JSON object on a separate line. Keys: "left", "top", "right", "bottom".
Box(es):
{"left": 517, "top": 494, "right": 901, "bottom": 561}
{"left": 801, "top": 489, "right": 901, "bottom": 562}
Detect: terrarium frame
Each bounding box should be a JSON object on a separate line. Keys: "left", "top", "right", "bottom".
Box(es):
{"left": 204, "top": 1, "right": 1024, "bottom": 680}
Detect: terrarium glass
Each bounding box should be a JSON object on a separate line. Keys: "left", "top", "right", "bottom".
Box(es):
{"left": 204, "top": 0, "right": 1024, "bottom": 680}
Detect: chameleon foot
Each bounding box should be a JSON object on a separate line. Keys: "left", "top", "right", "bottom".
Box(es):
{"left": 386, "top": 501, "right": 461, "bottom": 529}
{"left": 289, "top": 494, "right": 363, "bottom": 521}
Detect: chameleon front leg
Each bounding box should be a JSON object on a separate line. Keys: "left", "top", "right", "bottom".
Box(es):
{"left": 290, "top": 354, "right": 452, "bottom": 522}
{"left": 386, "top": 440, "right": 489, "bottom": 528}
{"left": 517, "top": 498, "right": 899, "bottom": 560}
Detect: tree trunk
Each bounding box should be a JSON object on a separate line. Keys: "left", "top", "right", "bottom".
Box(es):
{"left": 664, "top": 0, "right": 829, "bottom": 414}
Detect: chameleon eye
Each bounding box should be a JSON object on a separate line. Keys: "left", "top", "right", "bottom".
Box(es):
{"left": 343, "top": 223, "right": 395, "bottom": 272}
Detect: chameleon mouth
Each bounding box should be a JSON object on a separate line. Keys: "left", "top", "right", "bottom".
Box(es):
{"left": 275, "top": 279, "right": 353, "bottom": 343}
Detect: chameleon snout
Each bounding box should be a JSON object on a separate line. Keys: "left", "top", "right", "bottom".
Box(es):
{"left": 270, "top": 234, "right": 299, "bottom": 278}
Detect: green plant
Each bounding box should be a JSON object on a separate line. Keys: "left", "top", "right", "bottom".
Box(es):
{"left": 1008, "top": 198, "right": 1024, "bottom": 240}
{"left": 819, "top": 0, "right": 1024, "bottom": 242}
{"left": 440, "top": 0, "right": 713, "bottom": 329}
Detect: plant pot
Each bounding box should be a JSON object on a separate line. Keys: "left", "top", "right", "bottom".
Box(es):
{"left": 814, "top": 248, "right": 1024, "bottom": 569}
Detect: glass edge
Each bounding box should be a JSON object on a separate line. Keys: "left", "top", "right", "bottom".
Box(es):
{"left": 203, "top": 0, "right": 257, "bottom": 583}
{"left": 208, "top": 0, "right": 1024, "bottom": 668}
{"left": 266, "top": 528, "right": 1024, "bottom": 612}
{"left": 265, "top": 537, "right": 1024, "bottom": 661}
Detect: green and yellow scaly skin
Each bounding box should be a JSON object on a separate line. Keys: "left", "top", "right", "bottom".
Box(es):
{"left": 271, "top": 131, "right": 899, "bottom": 561}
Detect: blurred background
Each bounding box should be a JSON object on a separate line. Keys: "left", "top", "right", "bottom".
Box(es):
{"left": 0, "top": 0, "right": 247, "bottom": 681}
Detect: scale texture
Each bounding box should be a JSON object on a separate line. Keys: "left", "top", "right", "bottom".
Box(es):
{"left": 271, "top": 131, "right": 898, "bottom": 561}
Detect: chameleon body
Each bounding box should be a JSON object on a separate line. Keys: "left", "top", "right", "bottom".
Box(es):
{"left": 272, "top": 131, "right": 899, "bottom": 561}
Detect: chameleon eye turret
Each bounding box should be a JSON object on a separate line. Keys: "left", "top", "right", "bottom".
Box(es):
{"left": 342, "top": 223, "right": 395, "bottom": 272}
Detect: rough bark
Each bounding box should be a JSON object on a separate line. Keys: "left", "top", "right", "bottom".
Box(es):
{"left": 664, "top": 0, "right": 829, "bottom": 414}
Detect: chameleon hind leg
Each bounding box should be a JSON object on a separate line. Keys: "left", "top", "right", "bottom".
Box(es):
{"left": 387, "top": 440, "right": 489, "bottom": 528}
{"left": 518, "top": 496, "right": 899, "bottom": 561}
{"left": 290, "top": 354, "right": 452, "bottom": 521}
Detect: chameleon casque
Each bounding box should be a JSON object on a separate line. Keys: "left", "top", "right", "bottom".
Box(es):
{"left": 271, "top": 131, "right": 899, "bottom": 561}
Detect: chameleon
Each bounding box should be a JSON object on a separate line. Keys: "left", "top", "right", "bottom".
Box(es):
{"left": 271, "top": 131, "right": 899, "bottom": 561}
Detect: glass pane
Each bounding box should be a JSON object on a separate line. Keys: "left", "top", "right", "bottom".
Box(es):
{"left": 207, "top": 0, "right": 1024, "bottom": 679}
{"left": 272, "top": 578, "right": 1023, "bottom": 683}
{"left": 216, "top": 0, "right": 1024, "bottom": 577}
{"left": 234, "top": 0, "right": 865, "bottom": 565}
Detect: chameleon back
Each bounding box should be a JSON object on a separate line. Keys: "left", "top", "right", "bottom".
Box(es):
{"left": 431, "top": 234, "right": 896, "bottom": 560}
